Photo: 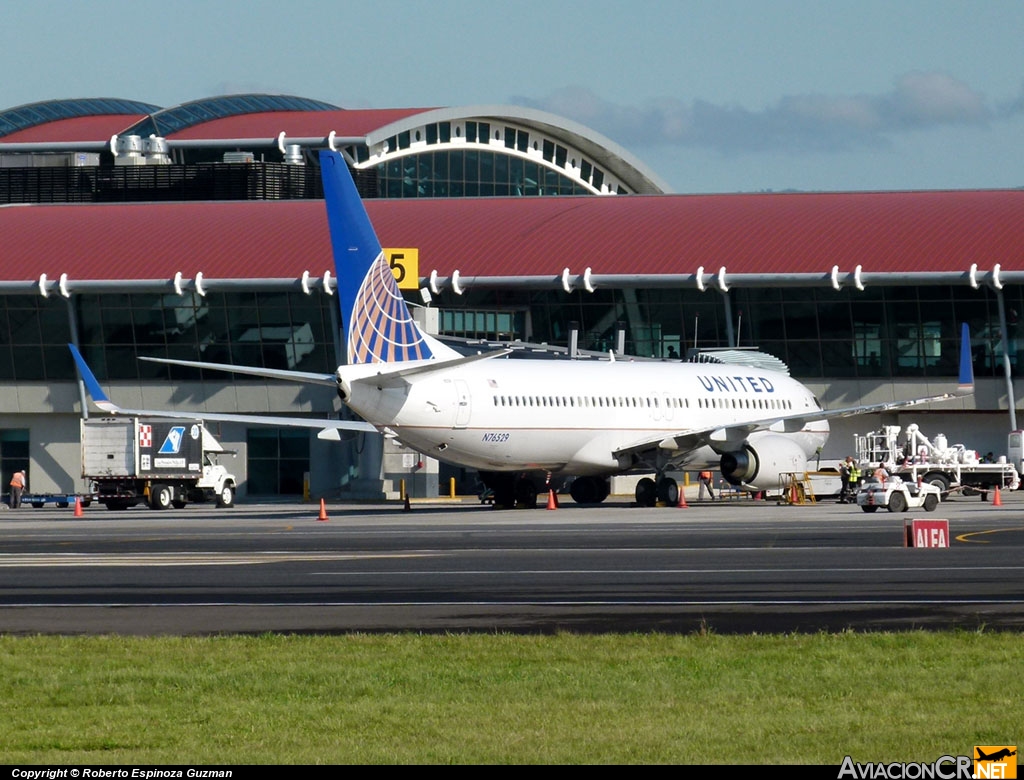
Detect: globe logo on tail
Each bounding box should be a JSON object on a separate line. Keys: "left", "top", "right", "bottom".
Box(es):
{"left": 348, "top": 251, "right": 434, "bottom": 364}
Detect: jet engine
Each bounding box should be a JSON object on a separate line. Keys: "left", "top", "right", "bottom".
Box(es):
{"left": 719, "top": 435, "right": 809, "bottom": 491}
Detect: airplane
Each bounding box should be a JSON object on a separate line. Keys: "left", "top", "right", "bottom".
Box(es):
{"left": 69, "top": 149, "right": 976, "bottom": 508}
{"left": 976, "top": 748, "right": 1016, "bottom": 762}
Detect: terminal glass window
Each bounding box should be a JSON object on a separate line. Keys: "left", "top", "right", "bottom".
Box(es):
{"left": 0, "top": 296, "right": 74, "bottom": 381}
{"left": 375, "top": 151, "right": 588, "bottom": 198}
{"left": 74, "top": 292, "right": 336, "bottom": 381}
{"left": 246, "top": 428, "right": 310, "bottom": 496}
{"left": 1, "top": 429, "right": 30, "bottom": 492}
{"left": 439, "top": 309, "right": 524, "bottom": 341}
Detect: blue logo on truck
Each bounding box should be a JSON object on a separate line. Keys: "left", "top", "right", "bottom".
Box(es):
{"left": 158, "top": 427, "right": 186, "bottom": 454}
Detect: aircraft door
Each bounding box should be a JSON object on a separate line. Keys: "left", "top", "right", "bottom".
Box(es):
{"left": 454, "top": 379, "right": 472, "bottom": 428}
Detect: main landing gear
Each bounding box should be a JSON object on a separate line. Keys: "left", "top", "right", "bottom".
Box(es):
{"left": 479, "top": 472, "right": 541, "bottom": 509}
{"left": 568, "top": 476, "right": 610, "bottom": 504}
{"left": 635, "top": 475, "right": 679, "bottom": 507}
{"left": 479, "top": 472, "right": 612, "bottom": 508}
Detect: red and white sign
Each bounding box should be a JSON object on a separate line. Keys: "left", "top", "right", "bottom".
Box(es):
{"left": 138, "top": 424, "right": 152, "bottom": 448}
{"left": 909, "top": 519, "right": 950, "bottom": 548}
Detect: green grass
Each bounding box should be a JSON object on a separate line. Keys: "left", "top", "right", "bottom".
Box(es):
{"left": 0, "top": 631, "right": 1020, "bottom": 764}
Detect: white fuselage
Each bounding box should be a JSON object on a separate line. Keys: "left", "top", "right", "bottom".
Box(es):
{"left": 341, "top": 358, "right": 829, "bottom": 475}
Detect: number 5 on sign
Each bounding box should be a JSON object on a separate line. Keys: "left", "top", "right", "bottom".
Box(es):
{"left": 385, "top": 248, "right": 419, "bottom": 290}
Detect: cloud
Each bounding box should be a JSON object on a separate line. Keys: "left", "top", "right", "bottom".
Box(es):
{"left": 513, "top": 72, "right": 994, "bottom": 155}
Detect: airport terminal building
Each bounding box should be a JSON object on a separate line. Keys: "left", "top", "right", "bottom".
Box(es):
{"left": 1, "top": 95, "right": 1022, "bottom": 500}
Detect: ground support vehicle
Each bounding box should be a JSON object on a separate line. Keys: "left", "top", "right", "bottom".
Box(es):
{"left": 82, "top": 417, "right": 236, "bottom": 511}
{"left": 25, "top": 493, "right": 93, "bottom": 509}
{"left": 855, "top": 423, "right": 1019, "bottom": 499}
{"left": 1, "top": 493, "right": 93, "bottom": 509}
{"left": 855, "top": 477, "right": 942, "bottom": 513}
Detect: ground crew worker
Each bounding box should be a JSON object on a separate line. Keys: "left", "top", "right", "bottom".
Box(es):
{"left": 9, "top": 469, "right": 26, "bottom": 509}
{"left": 839, "top": 458, "right": 851, "bottom": 503}
{"left": 845, "top": 459, "right": 861, "bottom": 502}
{"left": 698, "top": 470, "right": 716, "bottom": 500}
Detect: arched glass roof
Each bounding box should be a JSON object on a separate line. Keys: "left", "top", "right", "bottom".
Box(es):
{"left": 0, "top": 98, "right": 160, "bottom": 138}
{"left": 122, "top": 94, "right": 342, "bottom": 138}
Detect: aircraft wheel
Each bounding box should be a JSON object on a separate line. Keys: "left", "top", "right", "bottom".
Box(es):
{"left": 570, "top": 476, "right": 607, "bottom": 504}
{"left": 923, "top": 494, "right": 938, "bottom": 512}
{"left": 887, "top": 492, "right": 907, "bottom": 513}
{"left": 635, "top": 477, "right": 657, "bottom": 507}
{"left": 656, "top": 477, "right": 679, "bottom": 505}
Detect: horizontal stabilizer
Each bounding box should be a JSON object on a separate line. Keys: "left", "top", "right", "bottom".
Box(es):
{"left": 69, "top": 344, "right": 376, "bottom": 432}
{"left": 346, "top": 348, "right": 512, "bottom": 389}
{"left": 138, "top": 355, "right": 338, "bottom": 387}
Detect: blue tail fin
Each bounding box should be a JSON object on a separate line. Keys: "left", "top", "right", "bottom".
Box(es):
{"left": 319, "top": 150, "right": 456, "bottom": 364}
{"left": 958, "top": 322, "right": 974, "bottom": 392}
{"left": 69, "top": 343, "right": 118, "bottom": 413}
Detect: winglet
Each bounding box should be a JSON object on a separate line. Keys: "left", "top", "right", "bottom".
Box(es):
{"left": 69, "top": 344, "right": 120, "bottom": 413}
{"left": 958, "top": 322, "right": 974, "bottom": 393}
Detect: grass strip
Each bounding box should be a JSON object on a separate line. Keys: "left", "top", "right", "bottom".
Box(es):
{"left": 1, "top": 631, "right": 1019, "bottom": 764}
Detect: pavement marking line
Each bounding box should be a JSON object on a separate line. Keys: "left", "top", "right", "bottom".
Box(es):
{"left": 955, "top": 527, "right": 1024, "bottom": 543}
{"left": 0, "top": 552, "right": 442, "bottom": 567}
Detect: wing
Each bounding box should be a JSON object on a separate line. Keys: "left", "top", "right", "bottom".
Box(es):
{"left": 614, "top": 389, "right": 970, "bottom": 463}
{"left": 615, "top": 323, "right": 975, "bottom": 463}
{"left": 69, "top": 344, "right": 377, "bottom": 433}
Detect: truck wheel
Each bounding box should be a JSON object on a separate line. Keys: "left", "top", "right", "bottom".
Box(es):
{"left": 923, "top": 494, "right": 939, "bottom": 512}
{"left": 861, "top": 505, "right": 878, "bottom": 513}
{"left": 150, "top": 484, "right": 173, "bottom": 510}
{"left": 172, "top": 500, "right": 187, "bottom": 509}
{"left": 887, "top": 492, "right": 907, "bottom": 513}
{"left": 922, "top": 473, "right": 949, "bottom": 493}
{"left": 216, "top": 485, "right": 235, "bottom": 508}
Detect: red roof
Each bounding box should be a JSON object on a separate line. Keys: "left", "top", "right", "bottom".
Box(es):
{"left": 2, "top": 189, "right": 1022, "bottom": 282}
{"left": 0, "top": 114, "right": 147, "bottom": 143}
{"left": 167, "top": 108, "right": 432, "bottom": 140}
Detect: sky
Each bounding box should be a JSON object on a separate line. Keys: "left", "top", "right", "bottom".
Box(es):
{"left": 3, "top": 0, "right": 1023, "bottom": 194}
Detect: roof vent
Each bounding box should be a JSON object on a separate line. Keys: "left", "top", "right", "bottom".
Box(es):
{"left": 114, "top": 135, "right": 145, "bottom": 166}
{"left": 142, "top": 135, "right": 170, "bottom": 165}
{"left": 284, "top": 144, "right": 304, "bottom": 165}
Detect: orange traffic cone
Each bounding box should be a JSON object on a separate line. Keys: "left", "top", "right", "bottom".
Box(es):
{"left": 73, "top": 496, "right": 83, "bottom": 517}
{"left": 317, "top": 498, "right": 329, "bottom": 521}
{"left": 677, "top": 488, "right": 688, "bottom": 508}
{"left": 993, "top": 486, "right": 1002, "bottom": 506}
{"left": 546, "top": 489, "right": 558, "bottom": 510}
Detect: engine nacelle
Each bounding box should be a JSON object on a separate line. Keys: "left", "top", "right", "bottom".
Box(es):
{"left": 719, "top": 435, "right": 809, "bottom": 491}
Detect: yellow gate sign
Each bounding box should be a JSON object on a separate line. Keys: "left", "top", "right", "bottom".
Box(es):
{"left": 385, "top": 248, "right": 419, "bottom": 290}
